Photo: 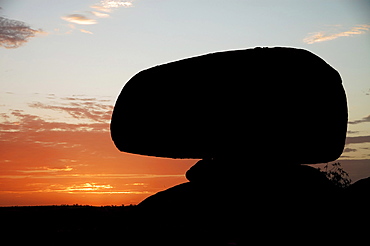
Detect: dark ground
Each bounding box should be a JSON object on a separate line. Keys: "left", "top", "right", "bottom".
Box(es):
{"left": 0, "top": 205, "right": 136, "bottom": 245}
{"left": 1, "top": 196, "right": 370, "bottom": 246}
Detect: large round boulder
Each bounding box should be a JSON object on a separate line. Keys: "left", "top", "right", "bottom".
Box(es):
{"left": 111, "top": 47, "right": 347, "bottom": 164}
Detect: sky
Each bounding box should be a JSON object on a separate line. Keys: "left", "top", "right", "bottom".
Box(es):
{"left": 0, "top": 0, "right": 370, "bottom": 206}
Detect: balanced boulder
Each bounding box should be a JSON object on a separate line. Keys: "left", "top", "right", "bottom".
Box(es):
{"left": 111, "top": 47, "right": 347, "bottom": 164}
{"left": 110, "top": 47, "right": 349, "bottom": 245}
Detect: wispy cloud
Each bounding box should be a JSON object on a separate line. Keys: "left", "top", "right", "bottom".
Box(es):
{"left": 90, "top": 11, "right": 110, "bottom": 18}
{"left": 0, "top": 16, "right": 45, "bottom": 49}
{"left": 19, "top": 166, "right": 74, "bottom": 173}
{"left": 91, "top": 0, "right": 134, "bottom": 13}
{"left": 61, "top": 14, "right": 97, "bottom": 25}
{"left": 343, "top": 148, "right": 357, "bottom": 153}
{"left": 29, "top": 97, "right": 113, "bottom": 123}
{"left": 1, "top": 94, "right": 113, "bottom": 133}
{"left": 59, "top": 182, "right": 150, "bottom": 194}
{"left": 65, "top": 182, "right": 113, "bottom": 192}
{"left": 0, "top": 92, "right": 193, "bottom": 205}
{"left": 349, "top": 114, "right": 370, "bottom": 125}
{"left": 58, "top": 24, "right": 95, "bottom": 35}
{"left": 304, "top": 24, "right": 370, "bottom": 44}
{"left": 80, "top": 29, "right": 94, "bottom": 34}
{"left": 61, "top": 0, "right": 134, "bottom": 34}
{"left": 346, "top": 135, "right": 370, "bottom": 145}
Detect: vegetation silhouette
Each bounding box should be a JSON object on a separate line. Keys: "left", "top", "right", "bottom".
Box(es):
{"left": 319, "top": 162, "right": 352, "bottom": 188}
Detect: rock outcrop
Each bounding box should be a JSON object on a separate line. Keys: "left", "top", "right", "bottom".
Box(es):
{"left": 110, "top": 47, "right": 350, "bottom": 245}
{"left": 111, "top": 47, "right": 347, "bottom": 163}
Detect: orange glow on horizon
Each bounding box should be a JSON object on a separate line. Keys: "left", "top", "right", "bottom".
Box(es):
{"left": 0, "top": 94, "right": 195, "bottom": 206}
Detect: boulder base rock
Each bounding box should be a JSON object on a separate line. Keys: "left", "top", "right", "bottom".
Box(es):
{"left": 109, "top": 47, "right": 353, "bottom": 245}
{"left": 136, "top": 162, "right": 341, "bottom": 245}
{"left": 111, "top": 47, "right": 347, "bottom": 164}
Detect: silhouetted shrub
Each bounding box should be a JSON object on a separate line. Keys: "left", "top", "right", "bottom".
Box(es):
{"left": 319, "top": 162, "right": 351, "bottom": 188}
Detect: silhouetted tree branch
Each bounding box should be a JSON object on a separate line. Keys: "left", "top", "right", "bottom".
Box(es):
{"left": 319, "top": 162, "right": 351, "bottom": 188}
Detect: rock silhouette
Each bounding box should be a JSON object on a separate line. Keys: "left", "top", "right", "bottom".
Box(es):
{"left": 111, "top": 47, "right": 350, "bottom": 245}
{"left": 111, "top": 47, "right": 347, "bottom": 163}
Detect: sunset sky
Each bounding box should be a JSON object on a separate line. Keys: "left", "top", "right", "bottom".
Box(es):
{"left": 1, "top": 0, "right": 370, "bottom": 206}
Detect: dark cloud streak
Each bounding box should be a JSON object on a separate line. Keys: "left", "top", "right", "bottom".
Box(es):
{"left": 349, "top": 115, "right": 370, "bottom": 124}
{"left": 0, "top": 16, "right": 44, "bottom": 49}
{"left": 346, "top": 135, "right": 370, "bottom": 145}
{"left": 0, "top": 109, "right": 109, "bottom": 133}
{"left": 29, "top": 97, "right": 113, "bottom": 123}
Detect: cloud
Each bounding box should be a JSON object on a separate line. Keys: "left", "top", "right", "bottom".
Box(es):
{"left": 66, "top": 182, "right": 113, "bottom": 192}
{"left": 90, "top": 11, "right": 110, "bottom": 18}
{"left": 304, "top": 24, "right": 370, "bottom": 44}
{"left": 347, "top": 130, "right": 359, "bottom": 134}
{"left": 91, "top": 0, "right": 133, "bottom": 12}
{"left": 349, "top": 115, "right": 370, "bottom": 124}
{"left": 0, "top": 93, "right": 194, "bottom": 205}
{"left": 346, "top": 135, "right": 370, "bottom": 145}
{"left": 61, "top": 14, "right": 97, "bottom": 25}
{"left": 60, "top": 0, "right": 134, "bottom": 35}
{"left": 80, "top": 29, "right": 94, "bottom": 34}
{"left": 343, "top": 148, "right": 357, "bottom": 153}
{"left": 19, "top": 166, "right": 74, "bottom": 173}
{"left": 0, "top": 16, "right": 45, "bottom": 49}
{"left": 49, "top": 182, "right": 150, "bottom": 194}
{"left": 1, "top": 109, "right": 109, "bottom": 133}
{"left": 28, "top": 97, "right": 113, "bottom": 123}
